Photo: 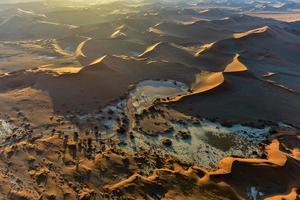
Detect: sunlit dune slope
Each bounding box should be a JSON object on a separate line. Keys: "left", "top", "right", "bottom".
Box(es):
{"left": 224, "top": 54, "right": 248, "bottom": 73}
{"left": 192, "top": 72, "right": 225, "bottom": 94}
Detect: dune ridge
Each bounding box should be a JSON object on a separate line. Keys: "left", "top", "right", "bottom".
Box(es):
{"left": 211, "top": 139, "right": 287, "bottom": 175}
{"left": 194, "top": 42, "right": 215, "bottom": 56}
{"left": 37, "top": 66, "right": 82, "bottom": 75}
{"left": 89, "top": 55, "right": 107, "bottom": 66}
{"left": 104, "top": 132, "right": 299, "bottom": 200}
{"left": 233, "top": 26, "right": 270, "bottom": 39}
{"left": 160, "top": 53, "right": 249, "bottom": 103}
{"left": 139, "top": 42, "right": 162, "bottom": 57}
{"left": 233, "top": 25, "right": 300, "bottom": 43}
{"left": 52, "top": 39, "right": 74, "bottom": 57}
{"left": 264, "top": 188, "right": 298, "bottom": 200}
{"left": 75, "top": 37, "right": 92, "bottom": 58}
{"left": 110, "top": 30, "right": 127, "bottom": 39}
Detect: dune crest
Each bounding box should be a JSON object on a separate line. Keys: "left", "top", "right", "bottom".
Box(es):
{"left": 292, "top": 148, "right": 300, "bottom": 160}
{"left": 233, "top": 26, "right": 269, "bottom": 39}
{"left": 148, "top": 27, "right": 166, "bottom": 36}
{"left": 89, "top": 55, "right": 107, "bottom": 65}
{"left": 111, "top": 30, "right": 127, "bottom": 39}
{"left": 104, "top": 134, "right": 297, "bottom": 199}
{"left": 264, "top": 188, "right": 298, "bottom": 200}
{"left": 107, "top": 165, "right": 241, "bottom": 199}
{"left": 195, "top": 42, "right": 215, "bottom": 56}
{"left": 210, "top": 139, "right": 287, "bottom": 175}
{"left": 224, "top": 54, "right": 248, "bottom": 73}
{"left": 139, "top": 42, "right": 162, "bottom": 57}
{"left": 36, "top": 66, "right": 82, "bottom": 75}
{"left": 75, "top": 37, "right": 92, "bottom": 58}
{"left": 52, "top": 39, "right": 74, "bottom": 57}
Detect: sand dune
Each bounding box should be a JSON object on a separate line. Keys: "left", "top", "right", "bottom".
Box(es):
{"left": 0, "top": 55, "right": 198, "bottom": 113}
{"left": 196, "top": 8, "right": 237, "bottom": 20}
{"left": 234, "top": 25, "right": 300, "bottom": 43}
{"left": 195, "top": 25, "right": 300, "bottom": 98}
{"left": 159, "top": 72, "right": 225, "bottom": 103}
{"left": 250, "top": 11, "right": 300, "bottom": 22}
{"left": 264, "top": 188, "right": 298, "bottom": 200}
{"left": 151, "top": 21, "right": 234, "bottom": 43}
{"left": 89, "top": 55, "right": 107, "bottom": 66}
{"left": 160, "top": 68, "right": 239, "bottom": 103}
{"left": 0, "top": 15, "right": 73, "bottom": 40}
{"left": 148, "top": 14, "right": 286, "bottom": 44}
{"left": 211, "top": 139, "right": 287, "bottom": 175}
{"left": 75, "top": 37, "right": 92, "bottom": 58}
{"left": 192, "top": 72, "right": 225, "bottom": 94}
{"left": 0, "top": 1, "right": 299, "bottom": 199}
{"left": 233, "top": 26, "right": 270, "bottom": 39}
{"left": 139, "top": 42, "right": 162, "bottom": 57}
{"left": 33, "top": 66, "right": 82, "bottom": 75}
{"left": 52, "top": 39, "right": 74, "bottom": 57}
{"left": 224, "top": 54, "right": 248, "bottom": 73}
{"left": 110, "top": 30, "right": 127, "bottom": 39}
{"left": 54, "top": 35, "right": 87, "bottom": 58}
{"left": 170, "top": 72, "right": 300, "bottom": 126}
{"left": 196, "top": 25, "right": 300, "bottom": 73}
{"left": 110, "top": 24, "right": 128, "bottom": 39}
{"left": 0, "top": 124, "right": 297, "bottom": 199}
{"left": 139, "top": 42, "right": 201, "bottom": 67}
{"left": 194, "top": 42, "right": 215, "bottom": 56}
{"left": 77, "top": 39, "right": 146, "bottom": 65}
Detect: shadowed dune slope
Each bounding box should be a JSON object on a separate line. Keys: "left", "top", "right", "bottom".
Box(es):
{"left": 139, "top": 42, "right": 201, "bottom": 67}
{"left": 0, "top": 56, "right": 198, "bottom": 114}
{"left": 170, "top": 72, "right": 300, "bottom": 126}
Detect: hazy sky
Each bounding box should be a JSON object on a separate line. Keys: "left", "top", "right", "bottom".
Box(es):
{"left": 0, "top": 0, "right": 127, "bottom": 3}
{"left": 2, "top": 0, "right": 300, "bottom": 4}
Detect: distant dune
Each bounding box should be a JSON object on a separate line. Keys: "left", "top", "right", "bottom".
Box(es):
{"left": 0, "top": 15, "right": 74, "bottom": 40}
{"left": 139, "top": 42, "right": 201, "bottom": 67}
{"left": 249, "top": 11, "right": 300, "bottom": 22}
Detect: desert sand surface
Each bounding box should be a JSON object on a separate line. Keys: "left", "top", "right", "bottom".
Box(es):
{"left": 249, "top": 11, "right": 300, "bottom": 22}
{"left": 0, "top": 0, "right": 299, "bottom": 199}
